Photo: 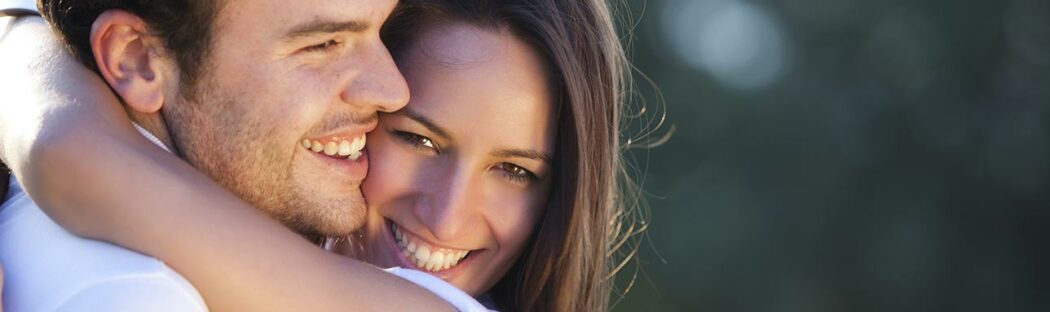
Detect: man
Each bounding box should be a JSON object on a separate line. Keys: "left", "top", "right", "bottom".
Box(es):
{"left": 0, "top": 0, "right": 478, "bottom": 311}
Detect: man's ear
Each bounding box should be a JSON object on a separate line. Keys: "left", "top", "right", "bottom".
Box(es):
{"left": 89, "top": 10, "right": 170, "bottom": 114}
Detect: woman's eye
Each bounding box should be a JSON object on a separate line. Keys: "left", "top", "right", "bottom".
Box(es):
{"left": 494, "top": 163, "right": 538, "bottom": 185}
{"left": 302, "top": 39, "right": 341, "bottom": 53}
{"left": 392, "top": 130, "right": 439, "bottom": 154}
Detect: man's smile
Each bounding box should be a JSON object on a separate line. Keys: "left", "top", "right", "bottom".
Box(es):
{"left": 302, "top": 133, "right": 367, "bottom": 160}
{"left": 300, "top": 130, "right": 372, "bottom": 182}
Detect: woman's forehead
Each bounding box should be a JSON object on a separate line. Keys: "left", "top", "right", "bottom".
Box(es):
{"left": 396, "top": 22, "right": 557, "bottom": 152}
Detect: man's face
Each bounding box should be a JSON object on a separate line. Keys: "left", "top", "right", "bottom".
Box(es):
{"left": 164, "top": 0, "right": 408, "bottom": 236}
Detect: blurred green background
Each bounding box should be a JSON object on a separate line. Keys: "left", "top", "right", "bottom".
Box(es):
{"left": 612, "top": 0, "right": 1049, "bottom": 311}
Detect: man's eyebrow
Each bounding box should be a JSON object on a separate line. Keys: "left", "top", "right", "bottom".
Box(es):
{"left": 283, "top": 19, "right": 371, "bottom": 40}
{"left": 398, "top": 109, "right": 451, "bottom": 141}
{"left": 493, "top": 149, "right": 553, "bottom": 166}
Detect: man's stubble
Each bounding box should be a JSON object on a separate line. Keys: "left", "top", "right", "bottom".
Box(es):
{"left": 160, "top": 71, "right": 367, "bottom": 240}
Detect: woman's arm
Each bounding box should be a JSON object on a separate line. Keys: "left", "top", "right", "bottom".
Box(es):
{"left": 0, "top": 16, "right": 452, "bottom": 312}
{"left": 1, "top": 260, "right": 5, "bottom": 312}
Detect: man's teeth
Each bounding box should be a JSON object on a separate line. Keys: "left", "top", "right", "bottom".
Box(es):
{"left": 347, "top": 137, "right": 364, "bottom": 160}
{"left": 338, "top": 140, "right": 353, "bottom": 156}
{"left": 392, "top": 224, "right": 469, "bottom": 272}
{"left": 302, "top": 135, "right": 366, "bottom": 160}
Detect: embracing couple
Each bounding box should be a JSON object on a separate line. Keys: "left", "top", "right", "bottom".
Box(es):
{"left": 0, "top": 0, "right": 636, "bottom": 311}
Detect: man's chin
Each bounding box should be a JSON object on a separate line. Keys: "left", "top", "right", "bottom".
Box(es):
{"left": 313, "top": 213, "right": 366, "bottom": 238}
{"left": 283, "top": 197, "right": 368, "bottom": 239}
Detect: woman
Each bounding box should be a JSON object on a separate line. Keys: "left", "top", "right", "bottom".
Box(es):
{"left": 0, "top": 0, "right": 640, "bottom": 311}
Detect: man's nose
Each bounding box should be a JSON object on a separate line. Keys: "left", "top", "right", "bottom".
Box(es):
{"left": 340, "top": 41, "right": 409, "bottom": 113}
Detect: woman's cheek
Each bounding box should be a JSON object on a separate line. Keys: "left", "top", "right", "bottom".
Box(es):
{"left": 489, "top": 190, "right": 544, "bottom": 256}
{"left": 362, "top": 134, "right": 400, "bottom": 202}
{"left": 363, "top": 134, "right": 427, "bottom": 203}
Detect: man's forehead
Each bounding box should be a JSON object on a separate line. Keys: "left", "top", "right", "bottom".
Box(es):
{"left": 214, "top": 0, "right": 399, "bottom": 34}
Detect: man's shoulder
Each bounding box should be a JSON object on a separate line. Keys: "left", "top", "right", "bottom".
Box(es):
{"left": 0, "top": 179, "right": 208, "bottom": 311}
{"left": 49, "top": 274, "right": 208, "bottom": 312}
{"left": 0, "top": 0, "right": 36, "bottom": 17}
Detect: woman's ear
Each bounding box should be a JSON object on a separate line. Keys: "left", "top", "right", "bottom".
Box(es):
{"left": 89, "top": 10, "right": 169, "bottom": 114}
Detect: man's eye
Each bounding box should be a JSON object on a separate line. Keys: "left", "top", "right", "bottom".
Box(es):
{"left": 302, "top": 39, "right": 341, "bottom": 53}
{"left": 494, "top": 163, "right": 538, "bottom": 185}
{"left": 392, "top": 130, "right": 439, "bottom": 154}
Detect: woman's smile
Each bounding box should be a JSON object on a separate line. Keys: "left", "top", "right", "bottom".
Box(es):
{"left": 387, "top": 220, "right": 476, "bottom": 275}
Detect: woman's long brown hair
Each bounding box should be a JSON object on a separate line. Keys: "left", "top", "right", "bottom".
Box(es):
{"left": 382, "top": 1, "right": 641, "bottom": 310}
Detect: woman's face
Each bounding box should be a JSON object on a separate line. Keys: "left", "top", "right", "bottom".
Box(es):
{"left": 357, "top": 22, "right": 557, "bottom": 295}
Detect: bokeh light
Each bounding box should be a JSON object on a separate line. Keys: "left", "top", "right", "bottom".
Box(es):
{"left": 663, "top": 0, "right": 789, "bottom": 90}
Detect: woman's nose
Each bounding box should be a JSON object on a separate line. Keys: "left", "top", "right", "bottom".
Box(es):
{"left": 416, "top": 169, "right": 482, "bottom": 242}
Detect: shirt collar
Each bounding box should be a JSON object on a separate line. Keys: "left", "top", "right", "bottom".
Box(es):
{"left": 132, "top": 122, "right": 172, "bottom": 154}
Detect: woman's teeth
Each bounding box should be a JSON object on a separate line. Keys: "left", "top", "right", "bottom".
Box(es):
{"left": 301, "top": 135, "right": 366, "bottom": 160}
{"left": 392, "top": 224, "right": 470, "bottom": 272}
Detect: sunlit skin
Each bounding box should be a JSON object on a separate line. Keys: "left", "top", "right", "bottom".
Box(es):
{"left": 167, "top": 0, "right": 408, "bottom": 236}
{"left": 349, "top": 22, "right": 557, "bottom": 296}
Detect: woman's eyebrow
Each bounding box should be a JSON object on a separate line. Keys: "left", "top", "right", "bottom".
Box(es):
{"left": 398, "top": 108, "right": 451, "bottom": 141}
{"left": 492, "top": 149, "right": 553, "bottom": 166}
{"left": 396, "top": 109, "right": 551, "bottom": 165}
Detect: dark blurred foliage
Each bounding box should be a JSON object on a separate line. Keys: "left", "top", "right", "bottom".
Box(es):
{"left": 612, "top": 0, "right": 1050, "bottom": 311}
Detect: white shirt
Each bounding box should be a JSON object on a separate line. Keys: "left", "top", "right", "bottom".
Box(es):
{"left": 0, "top": 125, "right": 209, "bottom": 312}
{"left": 385, "top": 268, "right": 494, "bottom": 312}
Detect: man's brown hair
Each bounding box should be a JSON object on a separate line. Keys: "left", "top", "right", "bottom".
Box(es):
{"left": 36, "top": 0, "right": 222, "bottom": 87}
